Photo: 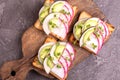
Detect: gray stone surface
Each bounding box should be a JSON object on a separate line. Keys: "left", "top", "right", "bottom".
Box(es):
{"left": 0, "top": 0, "right": 119, "bottom": 80}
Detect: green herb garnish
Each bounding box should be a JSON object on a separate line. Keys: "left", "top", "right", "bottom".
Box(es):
{"left": 86, "top": 24, "right": 91, "bottom": 28}
{"left": 60, "top": 10, "right": 70, "bottom": 15}
{"left": 48, "top": 21, "right": 57, "bottom": 28}
{"left": 91, "top": 43, "right": 97, "bottom": 49}
{"left": 57, "top": 64, "right": 61, "bottom": 68}
{"left": 82, "top": 43, "right": 86, "bottom": 46}
{"left": 73, "top": 40, "right": 77, "bottom": 45}
{"left": 66, "top": 57, "right": 70, "bottom": 61}
{"left": 87, "top": 37, "right": 90, "bottom": 41}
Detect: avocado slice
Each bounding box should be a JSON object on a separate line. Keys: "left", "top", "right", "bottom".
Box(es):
{"left": 48, "top": 17, "right": 58, "bottom": 31}
{"left": 47, "top": 56, "right": 54, "bottom": 69}
{"left": 80, "top": 27, "right": 95, "bottom": 46}
{"left": 54, "top": 43, "right": 65, "bottom": 59}
{"left": 39, "top": 6, "right": 50, "bottom": 23}
{"left": 74, "top": 22, "right": 83, "bottom": 40}
{"left": 39, "top": 45, "right": 52, "bottom": 63}
{"left": 83, "top": 18, "right": 99, "bottom": 31}
{"left": 51, "top": 2, "right": 64, "bottom": 13}
{"left": 43, "top": 56, "right": 54, "bottom": 74}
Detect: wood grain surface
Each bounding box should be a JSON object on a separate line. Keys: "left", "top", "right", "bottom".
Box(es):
{"left": 0, "top": 0, "right": 111, "bottom": 80}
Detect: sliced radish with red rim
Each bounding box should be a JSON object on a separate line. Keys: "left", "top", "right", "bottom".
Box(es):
{"left": 43, "top": 13, "right": 68, "bottom": 39}
{"left": 99, "top": 20, "right": 109, "bottom": 41}
{"left": 59, "top": 56, "right": 68, "bottom": 73}
{"left": 66, "top": 43, "right": 75, "bottom": 61}
{"left": 62, "top": 49, "right": 72, "bottom": 67}
{"left": 94, "top": 30, "right": 103, "bottom": 50}
{"left": 49, "top": 1, "right": 74, "bottom": 23}
{"left": 51, "top": 61, "right": 66, "bottom": 79}
{"left": 81, "top": 33, "right": 99, "bottom": 54}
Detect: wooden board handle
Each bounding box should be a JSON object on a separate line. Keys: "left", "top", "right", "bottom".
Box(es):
{"left": 0, "top": 58, "right": 32, "bottom": 80}
{"left": 0, "top": 57, "right": 54, "bottom": 80}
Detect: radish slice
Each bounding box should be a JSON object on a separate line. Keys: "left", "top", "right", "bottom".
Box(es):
{"left": 66, "top": 43, "right": 75, "bottom": 61}
{"left": 38, "top": 42, "right": 55, "bottom": 63}
{"left": 96, "top": 20, "right": 106, "bottom": 40}
{"left": 51, "top": 61, "right": 66, "bottom": 79}
{"left": 63, "top": 2, "right": 74, "bottom": 23}
{"left": 62, "top": 49, "right": 72, "bottom": 67}
{"left": 59, "top": 56, "right": 68, "bottom": 73}
{"left": 43, "top": 13, "right": 68, "bottom": 39}
{"left": 50, "top": 42, "right": 66, "bottom": 64}
{"left": 99, "top": 20, "right": 109, "bottom": 41}
{"left": 94, "top": 30, "right": 103, "bottom": 50}
{"left": 80, "top": 33, "right": 99, "bottom": 54}
{"left": 49, "top": 1, "right": 74, "bottom": 23}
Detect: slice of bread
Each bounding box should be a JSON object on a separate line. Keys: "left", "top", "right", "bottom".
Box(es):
{"left": 79, "top": 11, "right": 92, "bottom": 20}
{"left": 34, "top": 0, "right": 54, "bottom": 30}
{"left": 34, "top": 0, "right": 78, "bottom": 41}
{"left": 32, "top": 36, "right": 68, "bottom": 80}
{"left": 69, "top": 11, "right": 115, "bottom": 54}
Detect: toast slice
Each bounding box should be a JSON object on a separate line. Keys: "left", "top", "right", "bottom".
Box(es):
{"left": 34, "top": 0, "right": 54, "bottom": 30}
{"left": 34, "top": 0, "right": 78, "bottom": 41}
{"left": 32, "top": 37, "right": 69, "bottom": 80}
{"left": 69, "top": 11, "right": 115, "bottom": 54}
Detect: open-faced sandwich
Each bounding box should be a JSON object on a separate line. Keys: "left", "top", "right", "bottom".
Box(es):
{"left": 33, "top": 36, "right": 75, "bottom": 80}
{"left": 69, "top": 11, "right": 115, "bottom": 54}
{"left": 34, "top": 0, "right": 77, "bottom": 40}
{"left": 32, "top": 0, "right": 115, "bottom": 80}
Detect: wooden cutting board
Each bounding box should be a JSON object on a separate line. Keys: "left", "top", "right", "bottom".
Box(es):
{"left": 0, "top": 0, "right": 107, "bottom": 80}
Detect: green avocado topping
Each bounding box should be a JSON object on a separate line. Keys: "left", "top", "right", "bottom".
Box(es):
{"left": 54, "top": 43, "right": 65, "bottom": 59}
{"left": 57, "top": 64, "right": 62, "bottom": 68}
{"left": 39, "top": 6, "right": 50, "bottom": 24}
{"left": 47, "top": 56, "right": 54, "bottom": 68}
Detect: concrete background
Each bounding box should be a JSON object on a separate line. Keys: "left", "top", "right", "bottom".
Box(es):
{"left": 0, "top": 0, "right": 119, "bottom": 80}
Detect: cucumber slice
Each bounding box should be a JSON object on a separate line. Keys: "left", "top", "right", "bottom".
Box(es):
{"left": 83, "top": 18, "right": 99, "bottom": 32}
{"left": 38, "top": 42, "right": 55, "bottom": 63}
{"left": 50, "top": 42, "right": 66, "bottom": 64}
{"left": 39, "top": 6, "right": 50, "bottom": 23}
